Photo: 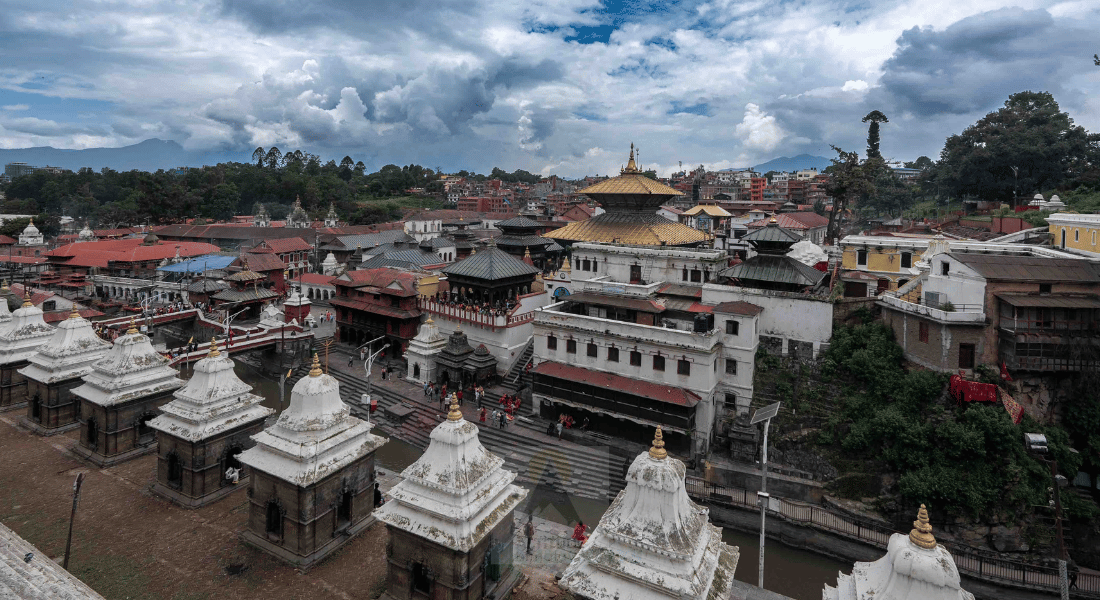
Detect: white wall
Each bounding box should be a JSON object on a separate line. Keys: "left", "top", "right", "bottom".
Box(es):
{"left": 702, "top": 284, "right": 833, "bottom": 356}
{"left": 924, "top": 255, "right": 987, "bottom": 309}
{"left": 570, "top": 243, "right": 727, "bottom": 286}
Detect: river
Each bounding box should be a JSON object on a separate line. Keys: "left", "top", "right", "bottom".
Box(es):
{"left": 221, "top": 357, "right": 849, "bottom": 600}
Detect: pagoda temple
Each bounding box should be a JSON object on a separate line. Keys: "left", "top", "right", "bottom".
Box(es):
{"left": 0, "top": 293, "right": 56, "bottom": 412}
{"left": 559, "top": 427, "right": 739, "bottom": 600}
{"left": 71, "top": 319, "right": 184, "bottom": 467}
{"left": 211, "top": 259, "right": 280, "bottom": 319}
{"left": 546, "top": 145, "right": 711, "bottom": 247}
{"left": 718, "top": 219, "right": 826, "bottom": 292}
{"left": 238, "top": 354, "right": 387, "bottom": 568}
{"left": 374, "top": 400, "right": 527, "bottom": 600}
{"left": 19, "top": 307, "right": 112, "bottom": 435}
{"left": 148, "top": 339, "right": 274, "bottom": 508}
{"left": 823, "top": 505, "right": 974, "bottom": 600}
{"left": 492, "top": 216, "right": 563, "bottom": 271}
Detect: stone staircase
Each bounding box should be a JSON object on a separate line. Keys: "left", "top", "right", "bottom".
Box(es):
{"left": 503, "top": 339, "right": 534, "bottom": 388}
{"left": 324, "top": 356, "right": 626, "bottom": 502}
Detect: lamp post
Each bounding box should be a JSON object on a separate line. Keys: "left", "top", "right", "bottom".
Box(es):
{"left": 278, "top": 367, "right": 293, "bottom": 407}
{"left": 1010, "top": 166, "right": 1020, "bottom": 210}
{"left": 1024, "top": 433, "right": 1069, "bottom": 600}
{"left": 751, "top": 401, "right": 782, "bottom": 589}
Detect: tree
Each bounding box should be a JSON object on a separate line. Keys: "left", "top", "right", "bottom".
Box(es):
{"left": 824, "top": 147, "right": 879, "bottom": 241}
{"left": 252, "top": 147, "right": 265, "bottom": 167}
{"left": 862, "top": 111, "right": 889, "bottom": 160}
{"left": 935, "top": 91, "right": 1097, "bottom": 202}
{"left": 265, "top": 146, "right": 282, "bottom": 169}
{"left": 904, "top": 156, "right": 935, "bottom": 171}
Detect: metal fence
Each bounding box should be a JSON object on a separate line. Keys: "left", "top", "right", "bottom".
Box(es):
{"left": 684, "top": 476, "right": 1100, "bottom": 597}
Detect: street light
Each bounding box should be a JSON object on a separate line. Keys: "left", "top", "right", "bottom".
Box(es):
{"left": 278, "top": 367, "right": 293, "bottom": 407}
{"left": 1024, "top": 432, "right": 1069, "bottom": 600}
{"left": 363, "top": 343, "right": 390, "bottom": 400}
{"left": 751, "top": 401, "right": 782, "bottom": 590}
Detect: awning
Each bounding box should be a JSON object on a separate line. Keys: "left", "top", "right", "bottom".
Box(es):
{"left": 565, "top": 291, "right": 665, "bottom": 313}
{"left": 534, "top": 361, "right": 700, "bottom": 407}
{"left": 538, "top": 395, "right": 692, "bottom": 435}
{"left": 157, "top": 254, "right": 237, "bottom": 274}
{"left": 996, "top": 294, "right": 1100, "bottom": 309}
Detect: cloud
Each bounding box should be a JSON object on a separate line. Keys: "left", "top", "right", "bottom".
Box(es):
{"left": 734, "top": 104, "right": 785, "bottom": 152}
{"left": 2, "top": 104, "right": 29, "bottom": 111}
{"left": 841, "top": 80, "right": 869, "bottom": 93}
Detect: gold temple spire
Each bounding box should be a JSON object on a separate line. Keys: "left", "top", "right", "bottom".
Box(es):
{"left": 447, "top": 400, "right": 463, "bottom": 421}
{"left": 426, "top": 316, "right": 434, "bottom": 325}
{"left": 562, "top": 257, "right": 571, "bottom": 272}
{"left": 622, "top": 143, "right": 639, "bottom": 174}
{"left": 908, "top": 504, "right": 937, "bottom": 549}
{"left": 208, "top": 337, "right": 221, "bottom": 358}
{"left": 649, "top": 426, "right": 667, "bottom": 460}
{"left": 68, "top": 305, "right": 81, "bottom": 319}
{"left": 22, "top": 291, "right": 32, "bottom": 308}
{"left": 126, "top": 317, "right": 138, "bottom": 335}
{"left": 308, "top": 353, "right": 322, "bottom": 377}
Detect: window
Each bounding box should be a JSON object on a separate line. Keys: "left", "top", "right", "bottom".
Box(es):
{"left": 653, "top": 354, "right": 665, "bottom": 371}
{"left": 412, "top": 563, "right": 432, "bottom": 594}
{"left": 724, "top": 393, "right": 737, "bottom": 407}
{"left": 677, "top": 359, "right": 691, "bottom": 375}
{"left": 607, "top": 347, "right": 619, "bottom": 362}
{"left": 690, "top": 269, "right": 702, "bottom": 283}
{"left": 682, "top": 267, "right": 688, "bottom": 281}
{"left": 725, "top": 320, "right": 739, "bottom": 335}
{"left": 566, "top": 339, "right": 577, "bottom": 354}
{"left": 587, "top": 342, "right": 598, "bottom": 357}
{"left": 582, "top": 259, "right": 591, "bottom": 271}
{"left": 1039, "top": 283, "right": 1052, "bottom": 294}
{"left": 900, "top": 252, "right": 912, "bottom": 269}
{"left": 918, "top": 322, "right": 929, "bottom": 343}
{"left": 958, "top": 343, "right": 975, "bottom": 370}
{"left": 592, "top": 261, "right": 598, "bottom": 273}
{"left": 546, "top": 335, "right": 557, "bottom": 350}
{"left": 630, "top": 350, "right": 642, "bottom": 366}
{"left": 857, "top": 249, "right": 867, "bottom": 266}
{"left": 726, "top": 359, "right": 737, "bottom": 375}
{"left": 940, "top": 261, "right": 950, "bottom": 276}
{"left": 1075, "top": 229, "right": 1080, "bottom": 242}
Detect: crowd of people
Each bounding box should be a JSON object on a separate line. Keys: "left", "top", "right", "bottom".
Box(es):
{"left": 431, "top": 291, "right": 517, "bottom": 317}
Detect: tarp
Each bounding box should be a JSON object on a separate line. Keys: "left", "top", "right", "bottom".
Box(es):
{"left": 156, "top": 254, "right": 236, "bottom": 273}
{"left": 949, "top": 375, "right": 1024, "bottom": 424}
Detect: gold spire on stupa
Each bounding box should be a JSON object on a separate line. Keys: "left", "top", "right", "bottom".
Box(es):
{"left": 562, "top": 257, "right": 571, "bottom": 272}
{"left": 622, "top": 142, "right": 639, "bottom": 174}
{"left": 208, "top": 337, "right": 221, "bottom": 358}
{"left": 426, "top": 315, "right": 434, "bottom": 325}
{"left": 126, "top": 317, "right": 138, "bottom": 335}
{"left": 22, "top": 291, "right": 32, "bottom": 308}
{"left": 908, "top": 504, "right": 937, "bottom": 550}
{"left": 308, "top": 353, "right": 322, "bottom": 377}
{"left": 68, "top": 305, "right": 81, "bottom": 319}
{"left": 649, "top": 426, "right": 667, "bottom": 460}
{"left": 447, "top": 400, "right": 463, "bottom": 421}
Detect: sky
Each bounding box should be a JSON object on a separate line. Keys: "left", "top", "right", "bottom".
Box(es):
{"left": 0, "top": 0, "right": 1098, "bottom": 177}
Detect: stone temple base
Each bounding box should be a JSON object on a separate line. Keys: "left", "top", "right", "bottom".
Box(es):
{"left": 151, "top": 476, "right": 250, "bottom": 509}
{"left": 239, "top": 515, "right": 376, "bottom": 572}
{"left": 0, "top": 401, "right": 28, "bottom": 413}
{"left": 71, "top": 441, "right": 156, "bottom": 468}
{"left": 18, "top": 417, "right": 80, "bottom": 437}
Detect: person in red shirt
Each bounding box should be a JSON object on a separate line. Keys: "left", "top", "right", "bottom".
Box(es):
{"left": 479, "top": 407, "right": 487, "bottom": 423}
{"left": 572, "top": 521, "right": 588, "bottom": 544}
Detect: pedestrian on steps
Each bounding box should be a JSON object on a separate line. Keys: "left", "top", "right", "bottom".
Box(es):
{"left": 524, "top": 517, "right": 535, "bottom": 555}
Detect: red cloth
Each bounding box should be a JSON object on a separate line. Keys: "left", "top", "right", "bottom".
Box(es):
{"left": 572, "top": 524, "right": 588, "bottom": 543}
{"left": 1000, "top": 361, "right": 1014, "bottom": 382}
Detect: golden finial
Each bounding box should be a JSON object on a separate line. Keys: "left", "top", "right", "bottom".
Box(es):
{"left": 649, "top": 426, "right": 667, "bottom": 460}
{"left": 126, "top": 317, "right": 138, "bottom": 335}
{"left": 308, "top": 353, "right": 322, "bottom": 377}
{"left": 1, "top": 280, "right": 8, "bottom": 292}
{"left": 447, "top": 400, "right": 463, "bottom": 421}
{"left": 909, "top": 504, "right": 937, "bottom": 549}
{"left": 426, "top": 316, "right": 434, "bottom": 325}
{"left": 562, "top": 257, "right": 571, "bottom": 272}
{"left": 455, "top": 323, "right": 462, "bottom": 333}
{"left": 208, "top": 337, "right": 221, "bottom": 358}
{"left": 68, "top": 305, "right": 81, "bottom": 320}
{"left": 523, "top": 247, "right": 531, "bottom": 258}
{"left": 769, "top": 217, "right": 778, "bottom": 224}
{"left": 22, "top": 290, "right": 32, "bottom": 308}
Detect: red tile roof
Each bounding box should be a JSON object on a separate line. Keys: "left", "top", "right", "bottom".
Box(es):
{"left": 747, "top": 212, "right": 829, "bottom": 230}
{"left": 330, "top": 297, "right": 420, "bottom": 320}
{"left": 533, "top": 361, "right": 701, "bottom": 407}
{"left": 0, "top": 256, "right": 48, "bottom": 264}
{"left": 44, "top": 308, "right": 103, "bottom": 323}
{"left": 45, "top": 240, "right": 220, "bottom": 268}
{"left": 257, "top": 237, "right": 312, "bottom": 253}
{"left": 0, "top": 235, "right": 19, "bottom": 245}
{"left": 712, "top": 301, "right": 764, "bottom": 316}
{"left": 233, "top": 253, "right": 286, "bottom": 273}
{"left": 334, "top": 268, "right": 421, "bottom": 296}
{"left": 297, "top": 273, "right": 336, "bottom": 286}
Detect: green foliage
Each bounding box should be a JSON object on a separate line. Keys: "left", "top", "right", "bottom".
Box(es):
{"left": 824, "top": 146, "right": 880, "bottom": 240}
{"left": 862, "top": 110, "right": 889, "bottom": 160}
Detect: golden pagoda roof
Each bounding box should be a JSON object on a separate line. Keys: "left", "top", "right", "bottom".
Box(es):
{"left": 683, "top": 204, "right": 732, "bottom": 217}
{"left": 579, "top": 173, "right": 682, "bottom": 197}
{"left": 545, "top": 213, "right": 712, "bottom": 246}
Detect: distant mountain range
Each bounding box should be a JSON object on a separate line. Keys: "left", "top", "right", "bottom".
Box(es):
{"left": 0, "top": 139, "right": 245, "bottom": 173}
{"left": 752, "top": 154, "right": 831, "bottom": 173}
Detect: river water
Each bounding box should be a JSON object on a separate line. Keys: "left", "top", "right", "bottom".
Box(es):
{"left": 220, "top": 358, "right": 848, "bottom": 600}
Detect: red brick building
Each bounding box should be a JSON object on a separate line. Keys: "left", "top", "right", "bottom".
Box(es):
{"left": 248, "top": 237, "right": 313, "bottom": 279}
{"left": 331, "top": 268, "right": 424, "bottom": 356}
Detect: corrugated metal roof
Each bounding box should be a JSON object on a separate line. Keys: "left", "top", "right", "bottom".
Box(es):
{"left": 996, "top": 294, "right": 1100, "bottom": 309}
{"left": 720, "top": 255, "right": 826, "bottom": 287}
{"left": 742, "top": 224, "right": 802, "bottom": 244}
{"left": 545, "top": 213, "right": 711, "bottom": 246}
{"left": 534, "top": 361, "right": 700, "bottom": 407}
{"left": 566, "top": 291, "right": 666, "bottom": 313}
{"left": 494, "top": 235, "right": 554, "bottom": 247}
{"left": 495, "top": 216, "right": 543, "bottom": 229}
{"left": 440, "top": 247, "right": 539, "bottom": 281}
{"left": 211, "top": 288, "right": 280, "bottom": 302}
{"left": 951, "top": 253, "right": 1100, "bottom": 282}
{"left": 156, "top": 254, "right": 237, "bottom": 273}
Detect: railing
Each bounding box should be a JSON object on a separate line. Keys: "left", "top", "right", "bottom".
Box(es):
{"left": 418, "top": 297, "right": 535, "bottom": 329}
{"left": 684, "top": 477, "right": 1100, "bottom": 596}
{"left": 878, "top": 294, "right": 986, "bottom": 323}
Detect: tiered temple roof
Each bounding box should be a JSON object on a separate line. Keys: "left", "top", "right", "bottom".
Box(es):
{"left": 0, "top": 294, "right": 55, "bottom": 364}
{"left": 559, "top": 428, "right": 739, "bottom": 600}
{"left": 374, "top": 400, "right": 527, "bottom": 551}
{"left": 20, "top": 308, "right": 112, "bottom": 384}
{"left": 72, "top": 320, "right": 183, "bottom": 407}
{"left": 823, "top": 505, "right": 974, "bottom": 600}
{"left": 148, "top": 339, "right": 273, "bottom": 442}
{"left": 238, "top": 355, "right": 386, "bottom": 486}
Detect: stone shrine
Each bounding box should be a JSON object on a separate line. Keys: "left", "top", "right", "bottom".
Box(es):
{"left": 0, "top": 293, "right": 56, "bottom": 412}
{"left": 238, "top": 354, "right": 387, "bottom": 569}
{"left": 374, "top": 401, "right": 527, "bottom": 600}
{"left": 559, "top": 428, "right": 739, "bottom": 600}
{"left": 71, "top": 319, "right": 184, "bottom": 466}
{"left": 405, "top": 316, "right": 447, "bottom": 385}
{"left": 823, "top": 505, "right": 974, "bottom": 600}
{"left": 19, "top": 307, "right": 112, "bottom": 435}
{"left": 283, "top": 287, "right": 312, "bottom": 325}
{"left": 148, "top": 339, "right": 274, "bottom": 508}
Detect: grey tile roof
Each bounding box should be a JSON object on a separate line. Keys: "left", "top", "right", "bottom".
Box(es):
{"left": 419, "top": 236, "right": 456, "bottom": 248}
{"left": 742, "top": 224, "right": 803, "bottom": 244}
{"left": 720, "top": 255, "right": 825, "bottom": 287}
{"left": 949, "top": 253, "right": 1100, "bottom": 282}
{"left": 494, "top": 235, "right": 553, "bottom": 248}
{"left": 184, "top": 280, "right": 229, "bottom": 293}
{"left": 359, "top": 250, "right": 440, "bottom": 269}
{"left": 320, "top": 230, "right": 413, "bottom": 251}
{"left": 211, "top": 288, "right": 280, "bottom": 302}
{"left": 496, "top": 216, "right": 543, "bottom": 229}
{"left": 440, "top": 247, "right": 540, "bottom": 281}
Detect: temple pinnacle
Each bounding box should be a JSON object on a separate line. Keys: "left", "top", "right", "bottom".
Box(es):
{"left": 126, "top": 318, "right": 138, "bottom": 335}
{"left": 308, "top": 353, "right": 322, "bottom": 377}
{"left": 649, "top": 426, "right": 667, "bottom": 460}
{"left": 208, "top": 337, "right": 221, "bottom": 358}
{"left": 908, "top": 504, "right": 937, "bottom": 549}
{"left": 447, "top": 401, "right": 463, "bottom": 421}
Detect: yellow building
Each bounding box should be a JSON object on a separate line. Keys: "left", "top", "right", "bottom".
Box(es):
{"left": 1046, "top": 213, "right": 1100, "bottom": 257}
{"left": 839, "top": 236, "right": 926, "bottom": 296}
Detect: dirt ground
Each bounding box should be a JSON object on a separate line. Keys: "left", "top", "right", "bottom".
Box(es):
{"left": 0, "top": 412, "right": 389, "bottom": 600}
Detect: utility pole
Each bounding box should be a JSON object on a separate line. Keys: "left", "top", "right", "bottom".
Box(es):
{"left": 751, "top": 401, "right": 782, "bottom": 589}
{"left": 1025, "top": 433, "right": 1069, "bottom": 600}
{"left": 62, "top": 472, "right": 86, "bottom": 570}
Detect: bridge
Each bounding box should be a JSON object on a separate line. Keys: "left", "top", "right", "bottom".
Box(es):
{"left": 167, "top": 323, "right": 314, "bottom": 366}
{"left": 95, "top": 308, "right": 200, "bottom": 331}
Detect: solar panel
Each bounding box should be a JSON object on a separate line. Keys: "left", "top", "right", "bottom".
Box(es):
{"left": 750, "top": 401, "right": 782, "bottom": 424}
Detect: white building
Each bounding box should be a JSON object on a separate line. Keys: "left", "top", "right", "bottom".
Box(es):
{"left": 18, "top": 220, "right": 44, "bottom": 247}
{"left": 405, "top": 316, "right": 448, "bottom": 384}
{"left": 559, "top": 428, "right": 739, "bottom": 600}
{"left": 824, "top": 505, "right": 974, "bottom": 600}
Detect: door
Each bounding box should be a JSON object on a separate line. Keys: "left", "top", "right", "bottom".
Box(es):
{"left": 629, "top": 264, "right": 642, "bottom": 283}
{"left": 958, "top": 343, "right": 975, "bottom": 370}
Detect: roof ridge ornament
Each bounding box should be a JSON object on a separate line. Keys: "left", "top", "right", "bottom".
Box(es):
{"left": 649, "top": 426, "right": 667, "bottom": 459}
{"left": 622, "top": 143, "right": 639, "bottom": 174}
{"left": 908, "top": 504, "right": 937, "bottom": 549}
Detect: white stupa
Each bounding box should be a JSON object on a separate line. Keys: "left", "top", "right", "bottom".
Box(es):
{"left": 823, "top": 504, "right": 974, "bottom": 600}
{"left": 77, "top": 222, "right": 96, "bottom": 242}
{"left": 0, "top": 293, "right": 55, "bottom": 365}
{"left": 0, "top": 283, "right": 13, "bottom": 329}
{"left": 18, "top": 220, "right": 44, "bottom": 246}
{"left": 559, "top": 428, "right": 739, "bottom": 600}
{"left": 321, "top": 252, "right": 339, "bottom": 276}
{"left": 258, "top": 303, "right": 284, "bottom": 328}
{"left": 238, "top": 354, "right": 386, "bottom": 487}
{"left": 405, "top": 316, "right": 447, "bottom": 384}
{"left": 148, "top": 338, "right": 273, "bottom": 444}
{"left": 788, "top": 239, "right": 828, "bottom": 267}
{"left": 375, "top": 400, "right": 528, "bottom": 551}
{"left": 20, "top": 306, "right": 111, "bottom": 386}
{"left": 72, "top": 319, "right": 184, "bottom": 408}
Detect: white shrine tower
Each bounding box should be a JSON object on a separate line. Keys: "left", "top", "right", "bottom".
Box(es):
{"left": 404, "top": 316, "right": 447, "bottom": 385}
{"left": 0, "top": 292, "right": 55, "bottom": 412}
{"left": 559, "top": 427, "right": 740, "bottom": 600}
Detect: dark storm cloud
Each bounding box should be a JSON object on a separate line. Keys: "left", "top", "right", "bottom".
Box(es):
{"left": 879, "top": 7, "right": 1097, "bottom": 117}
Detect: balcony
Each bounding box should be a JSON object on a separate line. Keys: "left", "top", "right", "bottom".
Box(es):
{"left": 535, "top": 302, "right": 721, "bottom": 353}
{"left": 878, "top": 293, "right": 985, "bottom": 324}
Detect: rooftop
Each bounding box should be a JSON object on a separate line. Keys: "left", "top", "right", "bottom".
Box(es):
{"left": 440, "top": 246, "right": 540, "bottom": 281}
{"left": 949, "top": 253, "right": 1100, "bottom": 282}
{"left": 545, "top": 212, "right": 711, "bottom": 246}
